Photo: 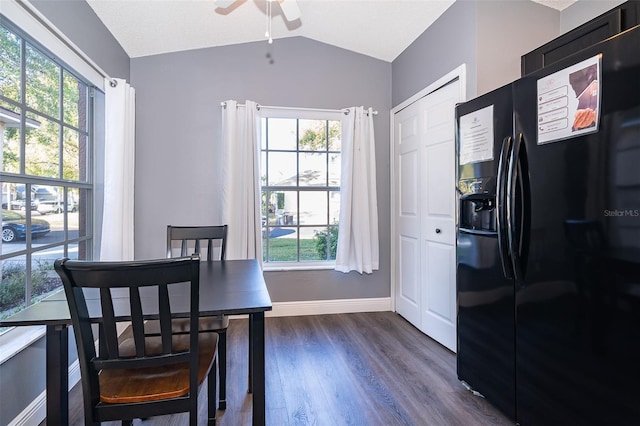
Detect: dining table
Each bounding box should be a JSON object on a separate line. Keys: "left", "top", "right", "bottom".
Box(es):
{"left": 0, "top": 259, "right": 272, "bottom": 426}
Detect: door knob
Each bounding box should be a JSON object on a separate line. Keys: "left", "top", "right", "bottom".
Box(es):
{"left": 435, "top": 228, "right": 441, "bottom": 234}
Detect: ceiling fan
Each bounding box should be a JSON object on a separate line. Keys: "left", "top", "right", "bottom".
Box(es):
{"left": 214, "top": 0, "right": 302, "bottom": 22}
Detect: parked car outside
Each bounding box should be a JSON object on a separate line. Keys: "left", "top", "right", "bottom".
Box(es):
{"left": 1, "top": 209, "right": 51, "bottom": 242}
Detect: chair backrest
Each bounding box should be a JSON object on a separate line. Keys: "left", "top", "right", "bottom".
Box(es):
{"left": 167, "top": 225, "right": 228, "bottom": 261}
{"left": 54, "top": 255, "right": 201, "bottom": 422}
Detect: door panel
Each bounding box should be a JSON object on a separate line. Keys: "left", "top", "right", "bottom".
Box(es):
{"left": 394, "top": 77, "right": 461, "bottom": 350}
{"left": 398, "top": 235, "right": 420, "bottom": 326}
{"left": 422, "top": 241, "right": 456, "bottom": 351}
{"left": 395, "top": 102, "right": 422, "bottom": 326}
{"left": 399, "top": 151, "right": 418, "bottom": 216}
{"left": 424, "top": 141, "right": 455, "bottom": 245}
{"left": 421, "top": 80, "right": 459, "bottom": 351}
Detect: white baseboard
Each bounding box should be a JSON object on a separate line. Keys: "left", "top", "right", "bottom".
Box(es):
{"left": 267, "top": 297, "right": 392, "bottom": 317}
{"left": 8, "top": 360, "right": 80, "bottom": 426}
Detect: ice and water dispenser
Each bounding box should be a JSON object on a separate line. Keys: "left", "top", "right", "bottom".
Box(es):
{"left": 458, "top": 178, "right": 496, "bottom": 233}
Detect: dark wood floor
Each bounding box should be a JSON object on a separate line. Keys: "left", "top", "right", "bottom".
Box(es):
{"left": 54, "top": 312, "right": 513, "bottom": 425}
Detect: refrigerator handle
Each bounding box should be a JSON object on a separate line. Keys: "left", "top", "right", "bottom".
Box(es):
{"left": 496, "top": 136, "right": 513, "bottom": 279}
{"left": 507, "top": 133, "right": 524, "bottom": 283}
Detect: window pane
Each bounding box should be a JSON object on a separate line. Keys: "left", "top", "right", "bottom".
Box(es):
{"left": 63, "top": 71, "right": 88, "bottom": 130}
{"left": 264, "top": 191, "right": 296, "bottom": 226}
{"left": 267, "top": 118, "right": 296, "bottom": 150}
{"left": 327, "top": 225, "right": 338, "bottom": 260}
{"left": 1, "top": 209, "right": 33, "bottom": 255}
{"left": 76, "top": 187, "right": 90, "bottom": 241}
{"left": 31, "top": 254, "right": 63, "bottom": 303}
{"left": 261, "top": 118, "right": 267, "bottom": 150}
{"left": 328, "top": 120, "right": 341, "bottom": 151}
{"left": 267, "top": 152, "right": 296, "bottom": 186}
{"left": 299, "top": 153, "right": 326, "bottom": 186}
{"left": 328, "top": 153, "right": 341, "bottom": 187}
{"left": 301, "top": 226, "right": 335, "bottom": 261}
{"left": 25, "top": 113, "right": 59, "bottom": 178}
{"left": 329, "top": 190, "right": 340, "bottom": 225}
{"left": 265, "top": 227, "right": 298, "bottom": 262}
{"left": 1, "top": 102, "right": 21, "bottom": 174}
{"left": 1, "top": 256, "right": 28, "bottom": 322}
{"left": 299, "top": 191, "right": 327, "bottom": 225}
{"left": 67, "top": 187, "right": 80, "bottom": 237}
{"left": 25, "top": 44, "right": 60, "bottom": 118}
{"left": 63, "top": 127, "right": 82, "bottom": 181}
{"left": 0, "top": 27, "right": 21, "bottom": 102}
{"left": 299, "top": 119, "right": 326, "bottom": 151}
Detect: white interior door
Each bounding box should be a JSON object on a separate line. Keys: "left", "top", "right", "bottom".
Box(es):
{"left": 420, "top": 79, "right": 459, "bottom": 352}
{"left": 393, "top": 77, "right": 461, "bottom": 352}
{"left": 394, "top": 101, "right": 422, "bottom": 327}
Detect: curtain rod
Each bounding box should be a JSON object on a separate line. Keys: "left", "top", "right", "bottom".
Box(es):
{"left": 220, "top": 101, "right": 378, "bottom": 116}
{"left": 15, "top": 0, "right": 118, "bottom": 87}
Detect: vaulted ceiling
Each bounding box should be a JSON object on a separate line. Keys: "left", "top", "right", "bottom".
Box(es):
{"left": 87, "top": 0, "right": 578, "bottom": 62}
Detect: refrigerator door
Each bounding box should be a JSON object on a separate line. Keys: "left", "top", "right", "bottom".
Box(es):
{"left": 456, "top": 84, "right": 516, "bottom": 420}
{"left": 514, "top": 27, "right": 640, "bottom": 425}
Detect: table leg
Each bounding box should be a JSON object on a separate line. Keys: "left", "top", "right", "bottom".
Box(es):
{"left": 248, "top": 315, "right": 253, "bottom": 393}
{"left": 46, "top": 324, "right": 69, "bottom": 426}
{"left": 250, "top": 312, "right": 265, "bottom": 426}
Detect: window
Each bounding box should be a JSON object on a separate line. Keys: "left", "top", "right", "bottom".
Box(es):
{"left": 0, "top": 22, "right": 93, "bottom": 333}
{"left": 260, "top": 112, "right": 343, "bottom": 266}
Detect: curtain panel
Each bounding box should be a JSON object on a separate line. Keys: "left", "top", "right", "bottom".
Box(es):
{"left": 221, "top": 100, "right": 263, "bottom": 263}
{"left": 100, "top": 78, "right": 135, "bottom": 260}
{"left": 336, "top": 106, "right": 379, "bottom": 274}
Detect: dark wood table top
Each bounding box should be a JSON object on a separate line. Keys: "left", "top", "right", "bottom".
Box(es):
{"left": 0, "top": 259, "right": 272, "bottom": 327}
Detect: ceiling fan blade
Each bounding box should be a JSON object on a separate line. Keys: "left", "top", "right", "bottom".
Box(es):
{"left": 278, "top": 0, "right": 301, "bottom": 21}
{"left": 214, "top": 0, "right": 236, "bottom": 8}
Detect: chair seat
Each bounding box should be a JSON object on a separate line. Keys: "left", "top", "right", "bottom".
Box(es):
{"left": 145, "top": 315, "right": 229, "bottom": 335}
{"left": 99, "top": 332, "right": 218, "bottom": 404}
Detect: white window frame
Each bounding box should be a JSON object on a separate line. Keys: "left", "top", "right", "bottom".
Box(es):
{"left": 258, "top": 108, "right": 345, "bottom": 271}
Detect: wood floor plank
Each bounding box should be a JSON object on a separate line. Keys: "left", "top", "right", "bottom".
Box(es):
{"left": 53, "top": 312, "right": 513, "bottom": 426}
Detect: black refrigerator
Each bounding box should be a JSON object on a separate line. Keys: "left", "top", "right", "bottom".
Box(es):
{"left": 456, "top": 25, "right": 640, "bottom": 425}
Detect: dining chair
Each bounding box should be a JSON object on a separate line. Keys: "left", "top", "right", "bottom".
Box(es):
{"left": 54, "top": 255, "right": 218, "bottom": 426}
{"left": 147, "top": 225, "right": 230, "bottom": 409}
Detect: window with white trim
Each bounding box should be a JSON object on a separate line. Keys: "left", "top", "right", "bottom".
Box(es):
{"left": 260, "top": 110, "right": 342, "bottom": 266}
{"left": 0, "top": 21, "right": 94, "bottom": 333}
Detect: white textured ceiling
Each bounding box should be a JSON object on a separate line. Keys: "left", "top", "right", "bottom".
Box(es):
{"left": 87, "top": 0, "right": 577, "bottom": 62}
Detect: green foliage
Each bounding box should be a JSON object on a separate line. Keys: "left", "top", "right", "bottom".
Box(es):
{"left": 314, "top": 226, "right": 338, "bottom": 260}
{"left": 299, "top": 126, "right": 326, "bottom": 151}
{"left": 298, "top": 120, "right": 341, "bottom": 151}
{"left": 0, "top": 261, "right": 48, "bottom": 311}
{"left": 1, "top": 23, "right": 85, "bottom": 180}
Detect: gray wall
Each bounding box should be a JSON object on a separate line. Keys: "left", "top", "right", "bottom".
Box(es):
{"left": 476, "top": 0, "right": 559, "bottom": 95}
{"left": 392, "top": 0, "right": 560, "bottom": 107}
{"left": 130, "top": 37, "right": 392, "bottom": 302}
{"left": 30, "top": 0, "right": 130, "bottom": 80}
{"left": 392, "top": 0, "right": 478, "bottom": 106}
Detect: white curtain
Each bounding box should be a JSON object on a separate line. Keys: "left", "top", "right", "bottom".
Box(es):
{"left": 221, "top": 100, "right": 262, "bottom": 263}
{"left": 100, "top": 78, "right": 135, "bottom": 260}
{"left": 335, "top": 107, "right": 379, "bottom": 274}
